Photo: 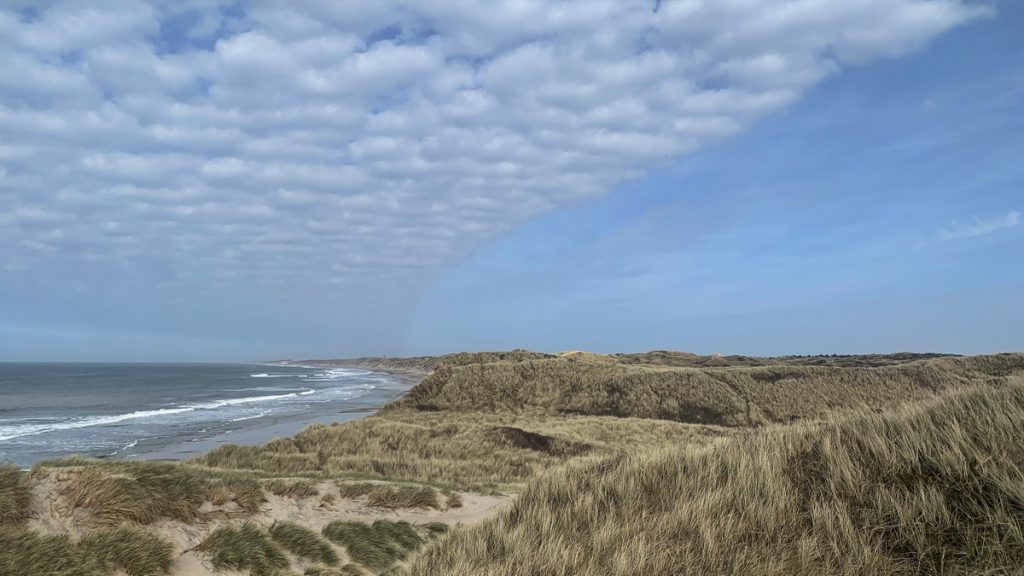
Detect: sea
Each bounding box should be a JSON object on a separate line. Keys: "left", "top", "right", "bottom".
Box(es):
{"left": 0, "top": 363, "right": 411, "bottom": 469}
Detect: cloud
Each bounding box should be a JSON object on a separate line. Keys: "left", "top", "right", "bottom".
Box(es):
{"left": 0, "top": 0, "right": 991, "bottom": 340}
{"left": 937, "top": 210, "right": 1020, "bottom": 242}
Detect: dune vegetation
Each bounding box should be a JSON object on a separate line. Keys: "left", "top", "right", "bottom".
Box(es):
{"left": 0, "top": 464, "right": 32, "bottom": 526}
{"left": 402, "top": 378, "right": 1024, "bottom": 575}
{"left": 3, "top": 350, "right": 1024, "bottom": 575}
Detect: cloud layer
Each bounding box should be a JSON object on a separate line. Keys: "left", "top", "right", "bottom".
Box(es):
{"left": 937, "top": 210, "right": 1020, "bottom": 241}
{"left": 0, "top": 0, "right": 990, "bottom": 347}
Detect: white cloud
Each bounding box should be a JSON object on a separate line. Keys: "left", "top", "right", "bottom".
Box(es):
{"left": 937, "top": 210, "right": 1020, "bottom": 241}
{"left": 0, "top": 0, "right": 991, "bottom": 328}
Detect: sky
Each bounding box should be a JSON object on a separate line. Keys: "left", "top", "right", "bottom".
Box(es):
{"left": 0, "top": 1, "right": 1020, "bottom": 361}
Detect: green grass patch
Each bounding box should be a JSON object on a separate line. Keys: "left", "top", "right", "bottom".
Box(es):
{"left": 79, "top": 525, "right": 174, "bottom": 576}
{"left": 0, "top": 465, "right": 32, "bottom": 526}
{"left": 198, "top": 522, "right": 289, "bottom": 576}
{"left": 0, "top": 528, "right": 104, "bottom": 576}
{"left": 269, "top": 521, "right": 338, "bottom": 566}
{"left": 321, "top": 520, "right": 423, "bottom": 571}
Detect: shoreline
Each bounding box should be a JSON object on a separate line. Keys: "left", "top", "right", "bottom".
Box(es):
{"left": 131, "top": 364, "right": 424, "bottom": 463}
{"left": 6, "top": 364, "right": 425, "bottom": 470}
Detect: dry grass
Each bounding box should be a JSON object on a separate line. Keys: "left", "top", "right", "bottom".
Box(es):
{"left": 335, "top": 482, "right": 440, "bottom": 509}
{"left": 58, "top": 462, "right": 207, "bottom": 525}
{"left": 266, "top": 478, "right": 319, "bottom": 499}
{"left": 403, "top": 380, "right": 1024, "bottom": 575}
{"left": 387, "top": 354, "right": 1024, "bottom": 426}
{"left": 305, "top": 564, "right": 366, "bottom": 576}
{"left": 442, "top": 490, "right": 462, "bottom": 509}
{"left": 208, "top": 475, "right": 266, "bottom": 513}
{"left": 0, "top": 465, "right": 32, "bottom": 526}
{"left": 269, "top": 521, "right": 339, "bottom": 566}
{"left": 199, "top": 411, "right": 723, "bottom": 488}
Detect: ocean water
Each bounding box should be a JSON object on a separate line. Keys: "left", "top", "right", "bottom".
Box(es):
{"left": 0, "top": 363, "right": 409, "bottom": 468}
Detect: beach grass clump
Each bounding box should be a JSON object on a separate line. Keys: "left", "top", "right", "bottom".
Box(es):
{"left": 442, "top": 490, "right": 462, "bottom": 509}
{"left": 266, "top": 478, "right": 319, "bottom": 499}
{"left": 0, "top": 465, "right": 32, "bottom": 526}
{"left": 365, "top": 485, "right": 439, "bottom": 510}
{"left": 305, "top": 564, "right": 366, "bottom": 576}
{"left": 198, "top": 522, "right": 289, "bottom": 576}
{"left": 335, "top": 482, "right": 440, "bottom": 509}
{"left": 79, "top": 525, "right": 174, "bottom": 576}
{"left": 321, "top": 520, "right": 425, "bottom": 571}
{"left": 31, "top": 455, "right": 102, "bottom": 469}
{"left": 269, "top": 521, "right": 339, "bottom": 566}
{"left": 0, "top": 528, "right": 105, "bottom": 576}
{"left": 335, "top": 482, "right": 377, "bottom": 499}
{"left": 61, "top": 462, "right": 207, "bottom": 524}
{"left": 195, "top": 444, "right": 318, "bottom": 475}
{"left": 209, "top": 475, "right": 266, "bottom": 513}
{"left": 402, "top": 380, "right": 1024, "bottom": 576}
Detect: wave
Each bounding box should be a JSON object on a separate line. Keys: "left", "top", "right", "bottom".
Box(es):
{"left": 0, "top": 387, "right": 318, "bottom": 442}
{"left": 0, "top": 407, "right": 196, "bottom": 442}
{"left": 251, "top": 369, "right": 371, "bottom": 381}
{"left": 231, "top": 411, "right": 269, "bottom": 422}
{"left": 188, "top": 389, "right": 312, "bottom": 410}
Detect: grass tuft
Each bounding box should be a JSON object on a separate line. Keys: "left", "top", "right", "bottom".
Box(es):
{"left": 0, "top": 465, "right": 32, "bottom": 526}
{"left": 269, "top": 521, "right": 339, "bottom": 566}
{"left": 60, "top": 462, "right": 207, "bottom": 524}
{"left": 0, "top": 528, "right": 104, "bottom": 576}
{"left": 209, "top": 475, "right": 266, "bottom": 513}
{"left": 198, "top": 522, "right": 289, "bottom": 576}
{"left": 79, "top": 525, "right": 174, "bottom": 576}
{"left": 321, "top": 520, "right": 424, "bottom": 571}
{"left": 441, "top": 490, "right": 462, "bottom": 509}
{"left": 305, "top": 564, "right": 366, "bottom": 576}
{"left": 336, "top": 482, "right": 440, "bottom": 509}
{"left": 266, "top": 479, "right": 319, "bottom": 499}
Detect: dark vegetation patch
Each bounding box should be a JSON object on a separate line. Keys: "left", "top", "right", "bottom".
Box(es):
{"left": 198, "top": 522, "right": 289, "bottom": 576}
{"left": 321, "top": 520, "right": 443, "bottom": 572}
{"left": 0, "top": 525, "right": 173, "bottom": 576}
{"left": 269, "top": 521, "right": 339, "bottom": 566}
{"left": 487, "top": 426, "right": 590, "bottom": 457}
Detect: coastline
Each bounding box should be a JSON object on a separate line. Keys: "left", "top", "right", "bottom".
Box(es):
{"left": 129, "top": 364, "right": 426, "bottom": 462}
{"left": 135, "top": 364, "right": 423, "bottom": 459}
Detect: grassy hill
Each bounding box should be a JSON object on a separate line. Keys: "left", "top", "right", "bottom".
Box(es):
{"left": 403, "top": 377, "right": 1024, "bottom": 575}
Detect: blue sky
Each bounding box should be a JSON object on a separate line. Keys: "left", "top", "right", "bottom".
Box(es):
{"left": 0, "top": 1, "right": 1020, "bottom": 361}
{"left": 408, "top": 3, "right": 1024, "bottom": 355}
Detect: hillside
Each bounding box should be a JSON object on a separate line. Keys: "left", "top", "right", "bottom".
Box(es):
{"left": 403, "top": 377, "right": 1024, "bottom": 575}
{"left": 386, "top": 353, "right": 1024, "bottom": 426}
